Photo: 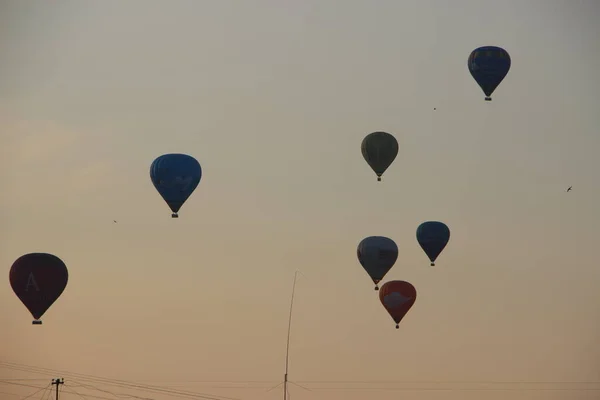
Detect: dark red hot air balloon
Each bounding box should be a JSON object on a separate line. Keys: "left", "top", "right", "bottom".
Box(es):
{"left": 379, "top": 280, "right": 416, "bottom": 329}
{"left": 9, "top": 253, "right": 69, "bottom": 325}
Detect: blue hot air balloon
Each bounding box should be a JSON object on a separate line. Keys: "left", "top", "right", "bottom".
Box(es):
{"left": 150, "top": 154, "right": 202, "bottom": 218}
{"left": 468, "top": 46, "right": 511, "bottom": 101}
{"left": 416, "top": 221, "right": 450, "bottom": 266}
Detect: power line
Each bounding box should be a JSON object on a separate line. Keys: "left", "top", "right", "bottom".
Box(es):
{"left": 68, "top": 380, "right": 156, "bottom": 400}
{"left": 8, "top": 376, "right": 599, "bottom": 385}
{"left": 3, "top": 361, "right": 600, "bottom": 394}
{"left": 64, "top": 381, "right": 279, "bottom": 384}
{"left": 0, "top": 381, "right": 49, "bottom": 391}
{"left": 5, "top": 361, "right": 600, "bottom": 387}
{"left": 62, "top": 384, "right": 88, "bottom": 400}
{"left": 42, "top": 385, "right": 54, "bottom": 400}
{"left": 19, "top": 383, "right": 50, "bottom": 400}
{"left": 285, "top": 380, "right": 600, "bottom": 392}
{"left": 292, "top": 379, "right": 600, "bottom": 384}
{"left": 4, "top": 377, "right": 600, "bottom": 394}
{"left": 0, "top": 363, "right": 237, "bottom": 400}
{"left": 307, "top": 387, "right": 600, "bottom": 392}
{"left": 60, "top": 389, "right": 113, "bottom": 400}
{"left": 64, "top": 381, "right": 151, "bottom": 400}
{"left": 0, "top": 390, "right": 25, "bottom": 398}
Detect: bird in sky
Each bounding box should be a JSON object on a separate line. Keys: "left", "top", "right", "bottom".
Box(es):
{"left": 566, "top": 186, "right": 572, "bottom": 192}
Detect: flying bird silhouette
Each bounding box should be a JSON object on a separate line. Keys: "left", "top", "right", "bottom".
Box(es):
{"left": 566, "top": 186, "right": 572, "bottom": 192}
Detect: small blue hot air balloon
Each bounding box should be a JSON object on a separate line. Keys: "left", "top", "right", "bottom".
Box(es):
{"left": 416, "top": 221, "right": 450, "bottom": 266}
{"left": 150, "top": 154, "right": 202, "bottom": 218}
{"left": 468, "top": 46, "right": 511, "bottom": 101}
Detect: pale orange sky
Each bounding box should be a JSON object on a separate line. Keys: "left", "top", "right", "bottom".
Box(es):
{"left": 2, "top": 1, "right": 600, "bottom": 399}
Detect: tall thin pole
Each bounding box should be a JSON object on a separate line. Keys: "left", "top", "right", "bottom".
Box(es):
{"left": 51, "top": 378, "right": 64, "bottom": 400}
{"left": 284, "top": 271, "right": 299, "bottom": 400}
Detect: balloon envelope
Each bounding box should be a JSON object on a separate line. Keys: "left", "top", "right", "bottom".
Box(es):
{"left": 9, "top": 253, "right": 69, "bottom": 323}
{"left": 379, "top": 280, "right": 416, "bottom": 328}
{"left": 361, "top": 132, "right": 398, "bottom": 181}
{"left": 468, "top": 46, "right": 511, "bottom": 101}
{"left": 416, "top": 221, "right": 450, "bottom": 266}
{"left": 357, "top": 236, "right": 398, "bottom": 290}
{"left": 150, "top": 154, "right": 202, "bottom": 217}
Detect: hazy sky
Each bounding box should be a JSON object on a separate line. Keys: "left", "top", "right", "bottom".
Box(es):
{"left": 2, "top": 1, "right": 600, "bottom": 399}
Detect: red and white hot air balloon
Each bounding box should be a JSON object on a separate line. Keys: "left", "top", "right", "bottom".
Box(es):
{"left": 379, "top": 280, "right": 416, "bottom": 329}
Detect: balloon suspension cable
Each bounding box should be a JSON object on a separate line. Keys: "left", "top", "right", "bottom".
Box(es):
{"left": 284, "top": 271, "right": 299, "bottom": 400}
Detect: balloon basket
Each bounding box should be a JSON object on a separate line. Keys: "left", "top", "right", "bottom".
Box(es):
{"left": 32, "top": 320, "right": 42, "bottom": 325}
{"left": 395, "top": 324, "right": 399, "bottom": 329}
{"left": 377, "top": 177, "right": 381, "bottom": 182}
{"left": 171, "top": 213, "right": 179, "bottom": 218}
{"left": 430, "top": 262, "right": 435, "bottom": 266}
{"left": 485, "top": 97, "right": 492, "bottom": 101}
{"left": 374, "top": 286, "right": 379, "bottom": 291}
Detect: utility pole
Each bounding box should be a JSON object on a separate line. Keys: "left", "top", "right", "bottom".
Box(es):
{"left": 51, "top": 378, "right": 64, "bottom": 400}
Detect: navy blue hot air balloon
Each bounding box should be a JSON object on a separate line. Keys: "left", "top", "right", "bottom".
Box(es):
{"left": 150, "top": 154, "right": 202, "bottom": 218}
{"left": 468, "top": 46, "right": 511, "bottom": 101}
{"left": 416, "top": 221, "right": 450, "bottom": 266}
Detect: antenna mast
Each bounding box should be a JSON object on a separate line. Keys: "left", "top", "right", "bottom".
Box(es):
{"left": 284, "top": 271, "right": 299, "bottom": 400}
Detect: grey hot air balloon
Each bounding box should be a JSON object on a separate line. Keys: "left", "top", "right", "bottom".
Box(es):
{"left": 361, "top": 132, "right": 398, "bottom": 182}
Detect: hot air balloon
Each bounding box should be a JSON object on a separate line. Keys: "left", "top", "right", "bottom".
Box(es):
{"left": 9, "top": 253, "right": 69, "bottom": 325}
{"left": 468, "top": 46, "right": 511, "bottom": 101}
{"left": 416, "top": 221, "right": 450, "bottom": 266}
{"left": 361, "top": 132, "right": 398, "bottom": 181}
{"left": 357, "top": 236, "right": 398, "bottom": 290}
{"left": 150, "top": 153, "right": 202, "bottom": 218}
{"left": 379, "top": 281, "right": 416, "bottom": 329}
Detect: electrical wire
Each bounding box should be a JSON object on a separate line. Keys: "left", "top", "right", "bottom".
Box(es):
{"left": 20, "top": 383, "right": 50, "bottom": 400}
{"left": 0, "top": 363, "right": 236, "bottom": 400}
{"left": 3, "top": 360, "right": 600, "bottom": 394}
